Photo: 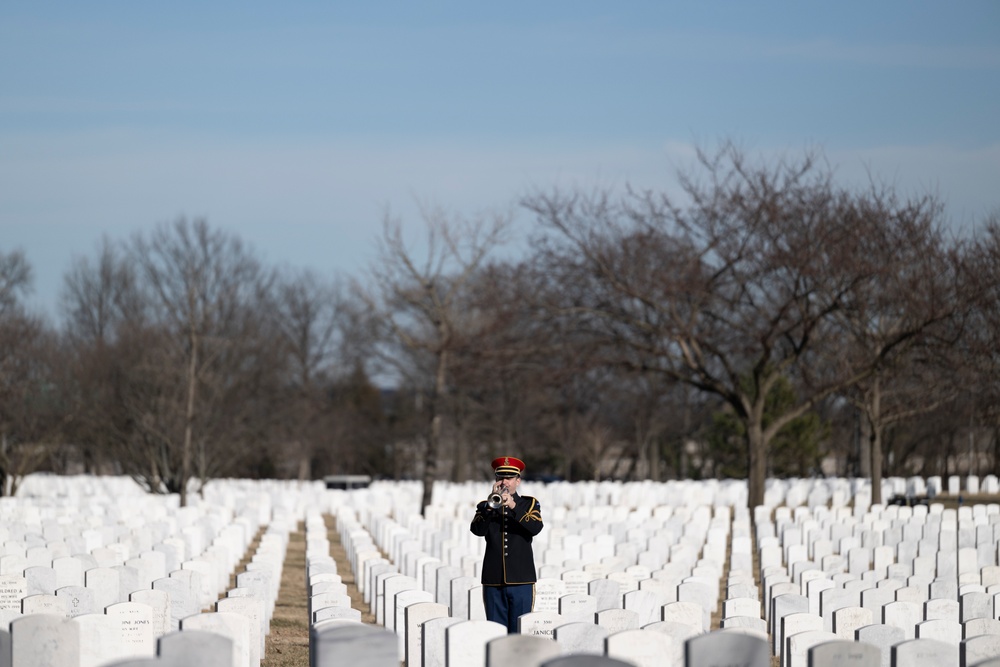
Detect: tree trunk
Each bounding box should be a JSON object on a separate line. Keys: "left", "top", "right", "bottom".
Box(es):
{"left": 857, "top": 410, "right": 871, "bottom": 478}
{"left": 297, "top": 451, "right": 311, "bottom": 481}
{"left": 452, "top": 403, "right": 466, "bottom": 482}
{"left": 0, "top": 431, "right": 7, "bottom": 497}
{"left": 746, "top": 420, "right": 767, "bottom": 514}
{"left": 868, "top": 375, "right": 883, "bottom": 505}
{"left": 421, "top": 418, "right": 440, "bottom": 514}
{"left": 648, "top": 435, "right": 660, "bottom": 481}
{"left": 181, "top": 326, "right": 198, "bottom": 508}
{"left": 993, "top": 425, "right": 1000, "bottom": 475}
{"left": 420, "top": 349, "right": 449, "bottom": 515}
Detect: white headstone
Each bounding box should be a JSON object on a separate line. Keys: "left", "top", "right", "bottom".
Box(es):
{"left": 11, "top": 615, "right": 80, "bottom": 667}
{"left": 552, "top": 620, "right": 608, "bottom": 655}
{"left": 445, "top": 620, "right": 507, "bottom": 667}
{"left": 0, "top": 575, "right": 27, "bottom": 612}
{"left": 422, "top": 616, "right": 462, "bottom": 667}
{"left": 405, "top": 601, "right": 448, "bottom": 667}
{"left": 216, "top": 596, "right": 265, "bottom": 665}
{"left": 77, "top": 612, "right": 127, "bottom": 667}
{"left": 892, "top": 638, "right": 958, "bottom": 667}
{"left": 106, "top": 601, "right": 156, "bottom": 658}
{"left": 686, "top": 631, "right": 770, "bottom": 667}
{"left": 130, "top": 588, "right": 171, "bottom": 636}
{"left": 486, "top": 634, "right": 562, "bottom": 667}
{"left": 180, "top": 611, "right": 250, "bottom": 667}
{"left": 605, "top": 627, "right": 676, "bottom": 667}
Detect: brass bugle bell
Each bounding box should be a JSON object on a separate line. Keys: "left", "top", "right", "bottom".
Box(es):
{"left": 487, "top": 492, "right": 504, "bottom": 510}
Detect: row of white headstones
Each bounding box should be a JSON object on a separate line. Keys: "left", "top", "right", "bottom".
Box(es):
{"left": 322, "top": 476, "right": 1000, "bottom": 667}
{"left": 0, "top": 475, "right": 323, "bottom": 667}
{"left": 5, "top": 474, "right": 1000, "bottom": 666}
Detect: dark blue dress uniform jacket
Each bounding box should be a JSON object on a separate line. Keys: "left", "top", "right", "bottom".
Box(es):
{"left": 470, "top": 493, "right": 543, "bottom": 585}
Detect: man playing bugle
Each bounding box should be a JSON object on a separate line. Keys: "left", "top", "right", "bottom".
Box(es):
{"left": 470, "top": 456, "right": 544, "bottom": 633}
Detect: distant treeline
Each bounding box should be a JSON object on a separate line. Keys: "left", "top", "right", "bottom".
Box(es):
{"left": 2, "top": 144, "right": 998, "bottom": 511}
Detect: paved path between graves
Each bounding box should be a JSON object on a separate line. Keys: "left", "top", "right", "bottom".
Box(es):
{"left": 258, "top": 514, "right": 376, "bottom": 667}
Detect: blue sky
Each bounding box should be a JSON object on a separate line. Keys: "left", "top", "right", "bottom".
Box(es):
{"left": 2, "top": 1, "right": 998, "bottom": 321}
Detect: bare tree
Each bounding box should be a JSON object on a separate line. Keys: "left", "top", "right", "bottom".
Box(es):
{"left": 0, "top": 312, "right": 60, "bottom": 495}
{"left": 962, "top": 215, "right": 1000, "bottom": 474}
{"left": 129, "top": 218, "right": 274, "bottom": 505}
{"left": 439, "top": 257, "right": 600, "bottom": 480}
{"left": 525, "top": 145, "right": 954, "bottom": 510}
{"left": 0, "top": 249, "right": 62, "bottom": 494}
{"left": 62, "top": 236, "right": 145, "bottom": 345}
{"left": 357, "top": 206, "right": 511, "bottom": 513}
{"left": 603, "top": 371, "right": 677, "bottom": 481}
{"left": 819, "top": 189, "right": 970, "bottom": 503}
{"left": 270, "top": 268, "right": 345, "bottom": 479}
{"left": 0, "top": 250, "right": 32, "bottom": 318}
{"left": 60, "top": 237, "right": 146, "bottom": 473}
{"left": 0, "top": 248, "right": 34, "bottom": 495}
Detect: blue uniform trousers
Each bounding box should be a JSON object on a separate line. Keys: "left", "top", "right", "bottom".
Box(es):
{"left": 483, "top": 583, "right": 534, "bottom": 634}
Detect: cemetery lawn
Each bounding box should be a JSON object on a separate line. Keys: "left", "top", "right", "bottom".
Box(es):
{"left": 261, "top": 515, "right": 375, "bottom": 667}
{"left": 261, "top": 520, "right": 309, "bottom": 667}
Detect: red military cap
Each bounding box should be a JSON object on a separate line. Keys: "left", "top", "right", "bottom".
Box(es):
{"left": 492, "top": 456, "right": 525, "bottom": 478}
